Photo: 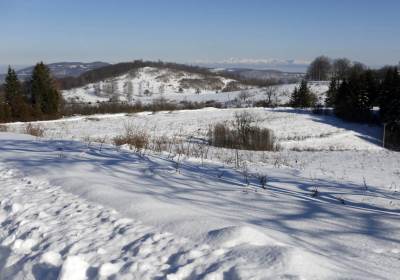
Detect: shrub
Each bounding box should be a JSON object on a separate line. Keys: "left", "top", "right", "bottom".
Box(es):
{"left": 209, "top": 122, "right": 277, "bottom": 151}
{"left": 222, "top": 81, "right": 241, "bottom": 92}
{"left": 113, "top": 123, "right": 149, "bottom": 152}
{"left": 25, "top": 123, "right": 45, "bottom": 137}
{"left": 0, "top": 124, "right": 8, "bottom": 132}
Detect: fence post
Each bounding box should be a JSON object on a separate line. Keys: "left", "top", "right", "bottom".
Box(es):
{"left": 383, "top": 123, "right": 386, "bottom": 148}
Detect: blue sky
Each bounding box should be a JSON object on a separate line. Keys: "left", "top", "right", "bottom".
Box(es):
{"left": 1, "top": 0, "right": 399, "bottom": 67}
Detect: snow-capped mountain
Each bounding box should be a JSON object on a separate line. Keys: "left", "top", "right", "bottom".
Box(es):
{"left": 193, "top": 58, "right": 310, "bottom": 72}
{"left": 213, "top": 68, "right": 305, "bottom": 83}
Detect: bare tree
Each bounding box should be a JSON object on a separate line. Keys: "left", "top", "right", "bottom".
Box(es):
{"left": 307, "top": 56, "right": 332, "bottom": 81}
{"left": 111, "top": 79, "right": 119, "bottom": 101}
{"left": 159, "top": 84, "right": 165, "bottom": 95}
{"left": 102, "top": 82, "right": 113, "bottom": 96}
{"left": 126, "top": 81, "right": 134, "bottom": 102}
{"left": 93, "top": 84, "right": 101, "bottom": 96}
{"left": 138, "top": 81, "right": 143, "bottom": 96}
{"left": 264, "top": 85, "right": 278, "bottom": 106}
{"left": 333, "top": 58, "right": 352, "bottom": 79}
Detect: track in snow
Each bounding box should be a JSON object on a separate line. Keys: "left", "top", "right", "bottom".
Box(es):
{"left": 0, "top": 166, "right": 323, "bottom": 280}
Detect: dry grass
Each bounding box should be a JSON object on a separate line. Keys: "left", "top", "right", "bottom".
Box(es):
{"left": 25, "top": 123, "right": 45, "bottom": 137}
{"left": 113, "top": 123, "right": 149, "bottom": 152}
{"left": 0, "top": 125, "right": 8, "bottom": 132}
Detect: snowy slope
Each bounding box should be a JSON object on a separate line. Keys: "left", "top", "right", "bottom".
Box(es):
{"left": 0, "top": 132, "right": 399, "bottom": 279}
{"left": 62, "top": 67, "right": 241, "bottom": 103}
{"left": 61, "top": 67, "right": 328, "bottom": 105}
{"left": 5, "top": 107, "right": 382, "bottom": 151}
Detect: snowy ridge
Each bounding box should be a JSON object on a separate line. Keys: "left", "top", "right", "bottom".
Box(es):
{"left": 62, "top": 66, "right": 241, "bottom": 103}
{"left": 62, "top": 70, "right": 328, "bottom": 105}
{"left": 0, "top": 165, "right": 331, "bottom": 279}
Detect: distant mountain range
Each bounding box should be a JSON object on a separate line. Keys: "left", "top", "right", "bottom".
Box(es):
{"left": 0, "top": 62, "right": 110, "bottom": 83}
{"left": 212, "top": 68, "right": 305, "bottom": 83}
{"left": 193, "top": 58, "right": 310, "bottom": 73}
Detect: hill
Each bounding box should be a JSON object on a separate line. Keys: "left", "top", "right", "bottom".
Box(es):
{"left": 61, "top": 63, "right": 247, "bottom": 103}
{"left": 0, "top": 62, "right": 110, "bottom": 83}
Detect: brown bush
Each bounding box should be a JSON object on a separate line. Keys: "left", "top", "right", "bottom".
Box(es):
{"left": 25, "top": 123, "right": 45, "bottom": 137}
{"left": 0, "top": 125, "right": 8, "bottom": 132}
{"left": 209, "top": 122, "right": 277, "bottom": 151}
{"left": 113, "top": 123, "right": 149, "bottom": 152}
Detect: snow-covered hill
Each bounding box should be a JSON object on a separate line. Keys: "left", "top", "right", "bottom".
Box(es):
{"left": 62, "top": 66, "right": 329, "bottom": 105}
{"left": 62, "top": 66, "right": 243, "bottom": 103}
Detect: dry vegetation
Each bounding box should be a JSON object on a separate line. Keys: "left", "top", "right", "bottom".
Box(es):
{"left": 209, "top": 111, "right": 278, "bottom": 151}
{"left": 0, "top": 125, "right": 8, "bottom": 132}
{"left": 25, "top": 123, "right": 45, "bottom": 137}
{"left": 113, "top": 123, "right": 149, "bottom": 153}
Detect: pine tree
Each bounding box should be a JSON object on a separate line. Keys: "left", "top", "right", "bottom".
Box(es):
{"left": 30, "top": 62, "right": 61, "bottom": 116}
{"left": 380, "top": 67, "right": 400, "bottom": 123}
{"left": 363, "top": 70, "right": 378, "bottom": 107}
{"left": 334, "top": 72, "right": 373, "bottom": 122}
{"left": 325, "top": 78, "right": 338, "bottom": 107}
{"left": 334, "top": 79, "right": 351, "bottom": 119}
{"left": 290, "top": 80, "right": 317, "bottom": 108}
{"left": 290, "top": 87, "right": 300, "bottom": 107}
{"left": 380, "top": 67, "right": 400, "bottom": 150}
{"left": 0, "top": 89, "right": 12, "bottom": 122}
{"left": 4, "top": 66, "right": 30, "bottom": 120}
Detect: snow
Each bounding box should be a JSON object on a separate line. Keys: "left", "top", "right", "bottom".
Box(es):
{"left": 62, "top": 66, "right": 240, "bottom": 104}
{"left": 0, "top": 105, "right": 399, "bottom": 279}
{"left": 5, "top": 107, "right": 382, "bottom": 151}
{"left": 0, "top": 128, "right": 399, "bottom": 279}
{"left": 61, "top": 66, "right": 328, "bottom": 105}
{"left": 58, "top": 256, "right": 89, "bottom": 280}
{"left": 0, "top": 144, "right": 336, "bottom": 279}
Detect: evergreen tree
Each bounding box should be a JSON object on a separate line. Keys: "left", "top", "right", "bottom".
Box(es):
{"left": 4, "top": 66, "right": 30, "bottom": 120}
{"left": 380, "top": 67, "right": 400, "bottom": 123}
{"left": 0, "top": 89, "right": 12, "bottom": 122}
{"left": 325, "top": 78, "right": 338, "bottom": 107}
{"left": 334, "top": 79, "right": 351, "bottom": 119}
{"left": 290, "top": 80, "right": 317, "bottom": 108}
{"left": 30, "top": 62, "right": 61, "bottom": 116}
{"left": 290, "top": 87, "right": 300, "bottom": 107}
{"left": 363, "top": 70, "right": 379, "bottom": 107}
{"left": 5, "top": 67, "right": 21, "bottom": 103}
{"left": 334, "top": 72, "right": 373, "bottom": 122}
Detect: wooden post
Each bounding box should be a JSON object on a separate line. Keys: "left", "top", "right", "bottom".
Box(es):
{"left": 383, "top": 123, "right": 387, "bottom": 148}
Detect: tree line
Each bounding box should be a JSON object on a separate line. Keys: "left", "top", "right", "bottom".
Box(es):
{"left": 0, "top": 63, "right": 61, "bottom": 122}
{"left": 289, "top": 56, "right": 400, "bottom": 149}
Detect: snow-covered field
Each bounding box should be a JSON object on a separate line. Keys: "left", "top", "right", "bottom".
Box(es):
{"left": 1, "top": 108, "right": 399, "bottom": 279}
{"left": 5, "top": 107, "right": 382, "bottom": 151}
{"left": 62, "top": 66, "right": 329, "bottom": 105}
